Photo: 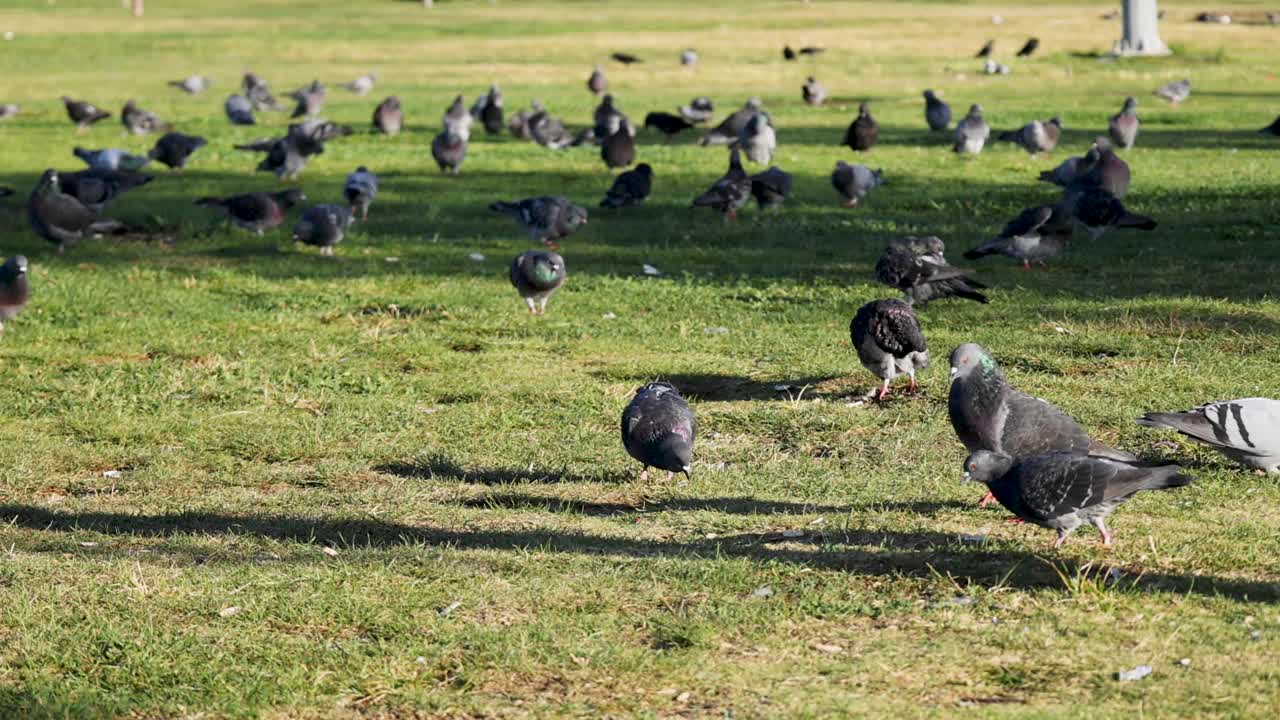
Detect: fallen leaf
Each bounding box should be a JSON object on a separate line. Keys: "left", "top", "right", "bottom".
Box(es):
{"left": 321, "top": 547, "right": 339, "bottom": 557}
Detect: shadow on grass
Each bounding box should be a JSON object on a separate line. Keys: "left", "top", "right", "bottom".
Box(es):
{"left": 375, "top": 452, "right": 631, "bottom": 485}
{"left": 593, "top": 371, "right": 848, "bottom": 402}
{"left": 2, "top": 503, "right": 1276, "bottom": 603}
{"left": 458, "top": 492, "right": 857, "bottom": 516}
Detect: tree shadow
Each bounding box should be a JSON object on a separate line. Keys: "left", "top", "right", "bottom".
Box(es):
{"left": 457, "top": 492, "right": 855, "bottom": 516}
{"left": 374, "top": 452, "right": 631, "bottom": 485}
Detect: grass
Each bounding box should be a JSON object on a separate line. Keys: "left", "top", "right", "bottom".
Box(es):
{"left": 1, "top": 0, "right": 1279, "bottom": 717}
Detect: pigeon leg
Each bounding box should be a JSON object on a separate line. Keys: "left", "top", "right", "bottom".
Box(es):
{"left": 844, "top": 199, "right": 857, "bottom": 209}
{"left": 639, "top": 467, "right": 650, "bottom": 482}
{"left": 538, "top": 297, "right": 549, "bottom": 315}
{"left": 1022, "top": 260, "right": 1032, "bottom": 270}
{"left": 1093, "top": 517, "right": 1113, "bottom": 547}
{"left": 1053, "top": 526, "right": 1078, "bottom": 549}
{"left": 57, "top": 243, "right": 66, "bottom": 255}
{"left": 977, "top": 491, "right": 996, "bottom": 508}
{"left": 666, "top": 471, "right": 674, "bottom": 482}
{"left": 907, "top": 371, "right": 918, "bottom": 393}
{"left": 1005, "top": 517, "right": 1025, "bottom": 524}
{"left": 876, "top": 379, "right": 892, "bottom": 402}
{"left": 523, "top": 297, "right": 537, "bottom": 314}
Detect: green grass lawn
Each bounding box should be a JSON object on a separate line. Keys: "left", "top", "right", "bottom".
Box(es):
{"left": 1, "top": 0, "right": 1279, "bottom": 717}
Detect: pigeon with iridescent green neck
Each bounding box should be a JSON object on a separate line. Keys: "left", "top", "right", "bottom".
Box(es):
{"left": 509, "top": 250, "right": 566, "bottom": 315}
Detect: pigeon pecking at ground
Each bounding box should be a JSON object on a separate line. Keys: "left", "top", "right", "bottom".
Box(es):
{"left": 691, "top": 148, "right": 752, "bottom": 221}
{"left": 373, "top": 96, "right": 403, "bottom": 135}
{"left": 1068, "top": 138, "right": 1130, "bottom": 199}
{"left": 963, "top": 450, "right": 1192, "bottom": 548}
{"left": 749, "top": 167, "right": 792, "bottom": 211}
{"left": 57, "top": 168, "right": 153, "bottom": 215}
{"left": 292, "top": 204, "right": 353, "bottom": 256}
{"left": 679, "top": 96, "right": 715, "bottom": 124}
{"left": 953, "top": 104, "right": 990, "bottom": 154}
{"left": 342, "top": 73, "right": 377, "bottom": 96}
{"left": 699, "top": 98, "right": 762, "bottom": 146}
{"left": 844, "top": 102, "right": 879, "bottom": 152}
{"left": 121, "top": 99, "right": 170, "bottom": 135}
{"left": 0, "top": 255, "right": 30, "bottom": 333}
{"left": 490, "top": 196, "right": 588, "bottom": 249}
{"left": 965, "top": 204, "right": 1072, "bottom": 269}
{"left": 168, "top": 75, "right": 211, "bottom": 94}
{"left": 147, "top": 132, "right": 207, "bottom": 171}
{"left": 528, "top": 102, "right": 574, "bottom": 149}
{"left": 1108, "top": 97, "right": 1140, "bottom": 150}
{"left": 587, "top": 66, "right": 608, "bottom": 95}
{"left": 27, "top": 170, "right": 126, "bottom": 254}
{"left": 73, "top": 147, "right": 150, "bottom": 172}
{"left": 600, "top": 163, "right": 653, "bottom": 209}
{"left": 1138, "top": 398, "right": 1280, "bottom": 474}
{"left": 1016, "top": 37, "right": 1040, "bottom": 57}
{"left": 875, "top": 237, "right": 987, "bottom": 305}
{"left": 830, "top": 161, "right": 884, "bottom": 208}
{"left": 850, "top": 298, "right": 929, "bottom": 401}
{"left": 1038, "top": 154, "right": 1087, "bottom": 188}
{"left": 343, "top": 167, "right": 378, "bottom": 221}
{"left": 923, "top": 90, "right": 951, "bottom": 131}
{"left": 432, "top": 130, "right": 468, "bottom": 175}
{"left": 1154, "top": 78, "right": 1191, "bottom": 107}
{"left": 802, "top": 77, "right": 827, "bottom": 106}
{"left": 998, "top": 117, "right": 1062, "bottom": 156}
{"left": 225, "top": 94, "right": 255, "bottom": 125}
{"left": 196, "top": 189, "right": 306, "bottom": 236}
{"left": 643, "top": 112, "right": 694, "bottom": 139}
{"left": 509, "top": 250, "right": 566, "bottom": 315}
{"left": 622, "top": 382, "right": 696, "bottom": 482}
{"left": 738, "top": 112, "right": 776, "bottom": 164}
{"left": 62, "top": 96, "right": 111, "bottom": 131}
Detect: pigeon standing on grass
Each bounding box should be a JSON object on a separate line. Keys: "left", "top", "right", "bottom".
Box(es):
{"left": 1070, "top": 138, "right": 1130, "bottom": 198}
{"left": 62, "top": 97, "right": 110, "bottom": 131}
{"left": 622, "top": 382, "right": 696, "bottom": 482}
{"left": 611, "top": 52, "right": 642, "bottom": 65}
{"left": 0, "top": 104, "right": 18, "bottom": 121}
{"left": 1259, "top": 115, "right": 1280, "bottom": 136}
{"left": 28, "top": 170, "right": 126, "bottom": 254}
{"left": 121, "top": 100, "right": 169, "bottom": 135}
{"left": 600, "top": 163, "right": 653, "bottom": 209}
{"left": 58, "top": 169, "right": 154, "bottom": 215}
{"left": 292, "top": 204, "right": 353, "bottom": 255}
{"left": 1063, "top": 185, "right": 1155, "bottom": 240}
{"left": 1154, "top": 78, "right": 1191, "bottom": 106}
{"left": 643, "top": 112, "right": 694, "bottom": 139}
{"left": 602, "top": 119, "right": 636, "bottom": 169}
{"left": 509, "top": 250, "right": 566, "bottom": 315}
{"left": 478, "top": 85, "right": 504, "bottom": 134}
{"left": 962, "top": 450, "right": 1192, "bottom": 547}
{"left": 975, "top": 40, "right": 994, "bottom": 58}
{"left": 844, "top": 102, "right": 879, "bottom": 152}
{"left": 699, "top": 98, "right": 762, "bottom": 146}
{"left": 168, "top": 76, "right": 210, "bottom": 94}
{"left": 442, "top": 95, "right": 473, "bottom": 140}
{"left": 148, "top": 132, "right": 207, "bottom": 170}
{"left": 681, "top": 49, "right": 698, "bottom": 66}
{"left": 0, "top": 255, "right": 30, "bottom": 332}
{"left": 953, "top": 104, "right": 990, "bottom": 154}
{"left": 1016, "top": 37, "right": 1040, "bottom": 57}
{"left": 593, "top": 94, "right": 628, "bottom": 141}
{"left": 343, "top": 166, "right": 378, "bottom": 221}
{"left": 195, "top": 189, "right": 306, "bottom": 235}
{"left": 923, "top": 90, "right": 951, "bottom": 131}
{"left": 225, "top": 95, "right": 255, "bottom": 125}
{"left": 1109, "top": 97, "right": 1140, "bottom": 150}
{"left": 802, "top": 77, "right": 827, "bottom": 106}
{"left": 73, "top": 147, "right": 150, "bottom": 172}
{"left": 490, "top": 196, "right": 588, "bottom": 248}
{"left": 998, "top": 117, "right": 1062, "bottom": 156}
{"left": 1138, "top": 399, "right": 1280, "bottom": 474}
{"left": 373, "top": 96, "right": 402, "bottom": 135}
{"left": 875, "top": 237, "right": 987, "bottom": 305}
{"left": 691, "top": 148, "right": 751, "bottom": 221}
{"left": 964, "top": 204, "right": 1071, "bottom": 269}
{"left": 830, "top": 161, "right": 884, "bottom": 208}
{"left": 739, "top": 113, "right": 776, "bottom": 164}
{"left": 342, "top": 73, "right": 377, "bottom": 96}
{"left": 588, "top": 66, "right": 608, "bottom": 95}
{"left": 432, "top": 130, "right": 467, "bottom": 174}
{"left": 749, "top": 167, "right": 793, "bottom": 211}
{"left": 850, "top": 299, "right": 929, "bottom": 401}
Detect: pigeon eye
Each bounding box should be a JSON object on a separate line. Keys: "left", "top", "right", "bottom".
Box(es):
{"left": 969, "top": 463, "right": 976, "bottom": 471}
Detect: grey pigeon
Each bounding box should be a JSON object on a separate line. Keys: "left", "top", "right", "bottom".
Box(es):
{"left": 508, "top": 102, "right": 537, "bottom": 140}
{"left": 830, "top": 161, "right": 884, "bottom": 208}
{"left": 1063, "top": 185, "right": 1154, "bottom": 240}
{"left": 121, "top": 99, "right": 169, "bottom": 135}
{"left": 58, "top": 169, "right": 154, "bottom": 215}
{"left": 62, "top": 96, "right": 110, "bottom": 131}
{"left": 373, "top": 96, "right": 402, "bottom": 135}
{"left": 738, "top": 112, "right": 776, "bottom": 164}
{"left": 850, "top": 299, "right": 929, "bottom": 401}
{"left": 982, "top": 59, "right": 1011, "bottom": 75}
{"left": 783, "top": 46, "right": 796, "bottom": 61}
{"left": 602, "top": 119, "right": 636, "bottom": 169}
{"left": 1138, "top": 398, "right": 1280, "bottom": 474}
{"left": 1016, "top": 37, "right": 1039, "bottom": 57}
{"left": 528, "top": 103, "right": 574, "bottom": 149}
{"left": 289, "top": 80, "right": 326, "bottom": 119}
{"left": 1154, "top": 78, "right": 1190, "bottom": 106}
{"left": 875, "top": 237, "right": 987, "bottom": 305}
{"left": 343, "top": 166, "right": 378, "bottom": 221}
{"left": 1109, "top": 97, "right": 1139, "bottom": 149}
{"left": 699, "top": 98, "right": 762, "bottom": 146}
{"left": 168, "top": 75, "right": 210, "bottom": 94}
{"left": 1037, "top": 155, "right": 1086, "bottom": 187}
{"left": 953, "top": 104, "right": 990, "bottom": 154}
{"left": 235, "top": 121, "right": 351, "bottom": 180}
{"left": 1067, "top": 138, "right": 1130, "bottom": 198}
{"left": 292, "top": 204, "right": 353, "bottom": 255}
{"left": 923, "top": 90, "right": 951, "bottom": 131}
{"left": 681, "top": 48, "right": 698, "bottom": 66}
{"left": 1259, "top": 115, "right": 1280, "bottom": 136}
{"left": 592, "top": 94, "right": 631, "bottom": 141}
{"left": 802, "top": 77, "right": 826, "bottom": 106}
{"left": 242, "top": 73, "right": 284, "bottom": 111}
{"left": 478, "top": 85, "right": 504, "bottom": 134}
{"left": 0, "top": 104, "right": 18, "bottom": 121}
{"left": 27, "top": 170, "right": 126, "bottom": 254}
{"left": 691, "top": 148, "right": 751, "bottom": 221}
{"left": 997, "top": 117, "right": 1062, "bottom": 156}
{"left": 975, "top": 39, "right": 994, "bottom": 58}
{"left": 442, "top": 94, "right": 473, "bottom": 141}
{"left": 622, "top": 382, "right": 696, "bottom": 481}
{"left": 73, "top": 147, "right": 149, "bottom": 172}
{"left": 342, "top": 73, "right": 377, "bottom": 96}
{"left": 587, "top": 65, "right": 608, "bottom": 95}
{"left": 509, "top": 250, "right": 566, "bottom": 315}
{"left": 195, "top": 189, "right": 306, "bottom": 235}
{"left": 844, "top": 102, "right": 878, "bottom": 152}
{"left": 749, "top": 167, "right": 792, "bottom": 211}
{"left": 0, "top": 255, "right": 30, "bottom": 332}
{"left": 148, "top": 132, "right": 207, "bottom": 171}
{"left": 679, "top": 96, "right": 715, "bottom": 124}
{"left": 432, "top": 130, "right": 467, "bottom": 174}
{"left": 963, "top": 450, "right": 1192, "bottom": 547}
{"left": 643, "top": 112, "right": 694, "bottom": 139}
{"left": 225, "top": 94, "right": 255, "bottom": 125}
{"left": 600, "top": 163, "right": 653, "bottom": 209}
{"left": 964, "top": 204, "right": 1071, "bottom": 269}
{"left": 490, "top": 196, "right": 588, "bottom": 248}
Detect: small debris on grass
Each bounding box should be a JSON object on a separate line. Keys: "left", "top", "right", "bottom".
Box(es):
{"left": 417, "top": 406, "right": 439, "bottom": 414}
{"left": 601, "top": 312, "right": 617, "bottom": 319}
{"left": 1054, "top": 325, "right": 1072, "bottom": 335}
{"left": 949, "top": 596, "right": 975, "bottom": 607}
{"left": 321, "top": 546, "right": 340, "bottom": 557}
{"left": 384, "top": 256, "right": 400, "bottom": 263}
{"left": 1177, "top": 658, "right": 1191, "bottom": 668}
{"left": 1116, "top": 665, "right": 1152, "bottom": 682}
{"left": 219, "top": 606, "right": 241, "bottom": 618}
{"left": 1250, "top": 630, "right": 1262, "bottom": 641}
{"left": 811, "top": 642, "right": 844, "bottom": 654}
{"left": 704, "top": 326, "right": 729, "bottom": 335}
{"left": 78, "top": 541, "right": 99, "bottom": 548}
{"left": 809, "top": 517, "right": 826, "bottom": 526}
{"left": 102, "top": 470, "right": 122, "bottom": 478}
{"left": 468, "top": 252, "right": 485, "bottom": 262}
{"left": 415, "top": 656, "right": 427, "bottom": 665}
{"left": 440, "top": 601, "right": 463, "bottom": 616}
{"left": 1106, "top": 567, "right": 1125, "bottom": 586}
{"left": 642, "top": 264, "right": 662, "bottom": 276}
{"left": 705, "top": 533, "right": 718, "bottom": 540}
{"left": 675, "top": 691, "right": 691, "bottom": 703}
{"left": 752, "top": 585, "right": 774, "bottom": 598}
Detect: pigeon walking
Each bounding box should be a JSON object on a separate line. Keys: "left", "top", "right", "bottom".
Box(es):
{"left": 73, "top": 147, "right": 149, "bottom": 172}
{"left": 738, "top": 113, "right": 776, "bottom": 164}
{"left": 373, "top": 96, "right": 403, "bottom": 135}
{"left": 923, "top": 90, "right": 951, "bottom": 131}
{"left": 699, "top": 98, "right": 762, "bottom": 146}
{"left": 850, "top": 299, "right": 929, "bottom": 401}
{"left": 121, "top": 99, "right": 169, "bottom": 135}
{"left": 62, "top": 97, "right": 110, "bottom": 131}
{"left": 343, "top": 166, "right": 378, "bottom": 221}
{"left": 953, "top": 104, "right": 990, "bottom": 154}
{"left": 0, "top": 104, "right": 18, "bottom": 121}
{"left": 509, "top": 250, "right": 566, "bottom": 315}
{"left": 830, "top": 161, "right": 884, "bottom": 208}
{"left": 195, "top": 189, "right": 306, "bottom": 235}
{"left": 58, "top": 169, "right": 153, "bottom": 215}
{"left": 168, "top": 75, "right": 210, "bottom": 94}
{"left": 225, "top": 95, "right": 255, "bottom": 125}
{"left": 1068, "top": 138, "right": 1130, "bottom": 198}
{"left": 844, "top": 102, "right": 879, "bottom": 152}
{"left": 1138, "top": 398, "right": 1280, "bottom": 474}
{"left": 1109, "top": 97, "right": 1139, "bottom": 150}
{"left": 965, "top": 204, "right": 1071, "bottom": 269}
{"left": 587, "top": 65, "right": 608, "bottom": 95}
{"left": 997, "top": 117, "right": 1062, "bottom": 156}
{"left": 148, "top": 132, "right": 207, "bottom": 170}
{"left": 0, "top": 255, "right": 30, "bottom": 332}
{"left": 963, "top": 450, "right": 1192, "bottom": 547}
{"left": 601, "top": 120, "right": 636, "bottom": 169}
{"left": 1154, "top": 78, "right": 1190, "bottom": 106}
{"left": 679, "top": 97, "right": 715, "bottom": 124}
{"left": 622, "top": 383, "right": 696, "bottom": 481}
{"left": 802, "top": 77, "right": 826, "bottom": 106}
{"left": 643, "top": 112, "right": 694, "bottom": 139}
{"left": 1016, "top": 37, "right": 1039, "bottom": 57}
{"left": 875, "top": 237, "right": 987, "bottom": 305}
{"left": 691, "top": 148, "right": 751, "bottom": 221}
{"left": 292, "top": 204, "right": 353, "bottom": 256}
{"left": 749, "top": 167, "right": 792, "bottom": 211}
{"left": 490, "top": 196, "right": 588, "bottom": 248}
{"left": 600, "top": 163, "right": 653, "bottom": 209}
{"left": 27, "top": 170, "right": 126, "bottom": 253}
{"left": 432, "top": 130, "right": 467, "bottom": 174}
{"left": 342, "top": 73, "right": 377, "bottom": 96}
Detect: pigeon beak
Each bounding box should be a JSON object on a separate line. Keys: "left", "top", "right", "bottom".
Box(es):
{"left": 949, "top": 367, "right": 958, "bottom": 383}
{"left": 681, "top": 465, "right": 691, "bottom": 479}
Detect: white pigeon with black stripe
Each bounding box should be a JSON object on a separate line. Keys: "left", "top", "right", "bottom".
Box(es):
{"left": 1138, "top": 398, "right": 1280, "bottom": 474}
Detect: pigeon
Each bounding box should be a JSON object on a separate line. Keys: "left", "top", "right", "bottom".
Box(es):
{"left": 599, "top": 163, "right": 653, "bottom": 209}
{"left": 783, "top": 45, "right": 797, "bottom": 61}
{"left": 964, "top": 204, "right": 1071, "bottom": 269}
{"left": 1064, "top": 185, "right": 1154, "bottom": 239}
{"left": 1070, "top": 138, "right": 1130, "bottom": 199}
{"left": 508, "top": 106, "right": 534, "bottom": 139}
{"left": 147, "top": 131, "right": 207, "bottom": 171}
{"left": 62, "top": 96, "right": 110, "bottom": 130}
{"left": 242, "top": 72, "right": 284, "bottom": 111}
{"left": 975, "top": 39, "right": 994, "bottom": 58}
{"left": 1258, "top": 115, "right": 1280, "bottom": 136}
{"left": 343, "top": 166, "right": 378, "bottom": 221}
{"left": 478, "top": 85, "right": 504, "bottom": 134}
{"left": 73, "top": 147, "right": 150, "bottom": 172}
{"left": 168, "top": 75, "right": 210, "bottom": 94}
{"left": 490, "top": 196, "right": 588, "bottom": 249}
{"left": 1195, "top": 12, "right": 1231, "bottom": 24}
{"left": 850, "top": 299, "right": 929, "bottom": 401}
{"left": 528, "top": 105, "right": 574, "bottom": 149}
{"left": 622, "top": 382, "right": 696, "bottom": 481}
{"left": 27, "top": 170, "right": 126, "bottom": 253}
{"left": 0, "top": 255, "right": 30, "bottom": 332}
{"left": 802, "top": 77, "right": 826, "bottom": 106}
{"left": 982, "top": 59, "right": 1011, "bottom": 75}
{"left": 0, "top": 104, "right": 18, "bottom": 121}
{"left": 592, "top": 94, "right": 631, "bottom": 141}
{"left": 442, "top": 94, "right": 473, "bottom": 141}
{"left": 798, "top": 46, "right": 824, "bottom": 56}
{"left": 342, "top": 73, "right": 377, "bottom": 96}
{"left": 587, "top": 66, "right": 608, "bottom": 95}
{"left": 289, "top": 80, "right": 325, "bottom": 119}
{"left": 997, "top": 117, "right": 1062, "bottom": 156}
{"left": 699, "top": 98, "right": 762, "bottom": 146}
{"left": 643, "top": 112, "right": 694, "bottom": 139}
{"left": 844, "top": 102, "right": 879, "bottom": 152}
{"left": 1138, "top": 398, "right": 1280, "bottom": 474}
{"left": 749, "top": 167, "right": 792, "bottom": 211}
{"left": 195, "top": 189, "right": 305, "bottom": 235}
{"left": 681, "top": 48, "right": 697, "bottom": 66}
{"left": 373, "top": 96, "right": 403, "bottom": 135}
{"left": 738, "top": 113, "right": 776, "bottom": 165}
{"left": 58, "top": 169, "right": 154, "bottom": 215}
{"left": 602, "top": 119, "right": 636, "bottom": 170}
{"left": 923, "top": 90, "right": 951, "bottom": 131}
{"left": 225, "top": 95, "right": 255, "bottom": 125}
{"left": 121, "top": 99, "right": 169, "bottom": 135}
{"left": 509, "top": 250, "right": 566, "bottom": 315}
{"left": 1016, "top": 37, "right": 1039, "bottom": 57}
{"left": 235, "top": 120, "right": 351, "bottom": 180}
{"left": 1108, "top": 97, "right": 1139, "bottom": 150}
{"left": 679, "top": 97, "right": 715, "bottom": 124}
{"left": 962, "top": 450, "right": 1192, "bottom": 547}
{"left": 953, "top": 104, "right": 990, "bottom": 154}
{"left": 948, "top": 342, "right": 1137, "bottom": 510}
{"left": 1154, "top": 78, "right": 1190, "bottom": 106}
{"left": 1037, "top": 155, "right": 1086, "bottom": 187}
{"left": 432, "top": 130, "right": 467, "bottom": 174}
{"left": 875, "top": 238, "right": 988, "bottom": 305}
{"left": 830, "top": 161, "right": 884, "bottom": 208}
{"left": 611, "top": 52, "right": 641, "bottom": 65}
{"left": 691, "top": 148, "right": 752, "bottom": 221}
{"left": 292, "top": 204, "right": 353, "bottom": 255}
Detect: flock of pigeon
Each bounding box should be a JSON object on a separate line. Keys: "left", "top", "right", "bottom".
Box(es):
{"left": 1, "top": 39, "right": 1279, "bottom": 552}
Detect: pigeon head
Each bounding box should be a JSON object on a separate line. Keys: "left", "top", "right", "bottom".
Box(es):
{"left": 634, "top": 163, "right": 654, "bottom": 177}
{"left": 564, "top": 204, "right": 589, "bottom": 229}
{"left": 806, "top": 76, "right": 816, "bottom": 83}
{"left": 745, "top": 97, "right": 763, "bottom": 110}
{"left": 968, "top": 104, "right": 983, "bottom": 116}
{"left": 691, "top": 97, "right": 712, "bottom": 111}
{"left": 1122, "top": 96, "right": 1137, "bottom": 112}
{"left": 3, "top": 255, "right": 28, "bottom": 275}
{"left": 923, "top": 90, "right": 938, "bottom": 102}
{"left": 36, "top": 169, "right": 59, "bottom": 192}
{"left": 949, "top": 343, "right": 999, "bottom": 382}
{"left": 871, "top": 169, "right": 886, "bottom": 186}
{"left": 531, "top": 252, "right": 564, "bottom": 284}
{"left": 355, "top": 165, "right": 368, "bottom": 174}
{"left": 962, "top": 450, "right": 1014, "bottom": 485}
{"left": 1048, "top": 116, "right": 1063, "bottom": 128}
{"left": 1091, "top": 136, "right": 1114, "bottom": 152}
{"left": 857, "top": 102, "right": 871, "bottom": 117}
